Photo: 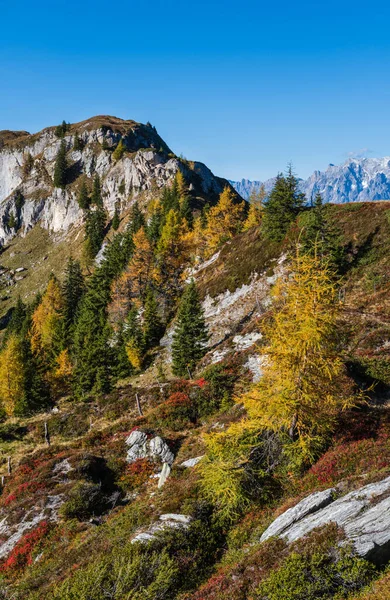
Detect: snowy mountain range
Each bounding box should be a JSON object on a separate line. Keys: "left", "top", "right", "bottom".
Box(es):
{"left": 230, "top": 157, "right": 390, "bottom": 203}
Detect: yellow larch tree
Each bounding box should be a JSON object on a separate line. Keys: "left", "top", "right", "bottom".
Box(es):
{"left": 241, "top": 247, "right": 356, "bottom": 465}
{"left": 30, "top": 275, "right": 64, "bottom": 359}
{"left": 127, "top": 227, "right": 156, "bottom": 303}
{"left": 204, "top": 187, "right": 245, "bottom": 256}
{"left": 0, "top": 334, "right": 25, "bottom": 416}
{"left": 243, "top": 185, "right": 266, "bottom": 230}
{"left": 156, "top": 209, "right": 189, "bottom": 306}
{"left": 200, "top": 246, "right": 358, "bottom": 518}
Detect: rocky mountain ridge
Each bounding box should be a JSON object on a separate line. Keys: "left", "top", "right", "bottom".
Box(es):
{"left": 231, "top": 156, "right": 390, "bottom": 203}
{"left": 0, "top": 115, "right": 229, "bottom": 247}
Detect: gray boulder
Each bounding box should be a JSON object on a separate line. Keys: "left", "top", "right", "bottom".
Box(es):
{"left": 260, "top": 475, "right": 390, "bottom": 564}
{"left": 125, "top": 430, "right": 174, "bottom": 466}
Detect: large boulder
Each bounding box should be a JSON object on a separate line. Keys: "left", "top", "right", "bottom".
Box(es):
{"left": 260, "top": 475, "right": 390, "bottom": 564}
{"left": 125, "top": 430, "right": 174, "bottom": 466}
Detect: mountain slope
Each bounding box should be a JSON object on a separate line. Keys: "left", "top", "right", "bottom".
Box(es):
{"left": 231, "top": 156, "right": 390, "bottom": 203}
{"left": 0, "top": 115, "right": 237, "bottom": 319}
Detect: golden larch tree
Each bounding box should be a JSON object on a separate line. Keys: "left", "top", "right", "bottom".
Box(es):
{"left": 204, "top": 187, "right": 245, "bottom": 255}
{"left": 30, "top": 276, "right": 64, "bottom": 358}
{"left": 243, "top": 185, "right": 266, "bottom": 230}
{"left": 0, "top": 334, "right": 25, "bottom": 416}
{"left": 127, "top": 227, "right": 156, "bottom": 303}
{"left": 241, "top": 247, "right": 356, "bottom": 464}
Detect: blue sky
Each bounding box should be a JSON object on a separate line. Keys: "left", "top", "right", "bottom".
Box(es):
{"left": 1, "top": 0, "right": 390, "bottom": 181}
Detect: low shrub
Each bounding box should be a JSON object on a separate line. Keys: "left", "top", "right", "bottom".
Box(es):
{"left": 256, "top": 526, "right": 376, "bottom": 600}
{"left": 60, "top": 482, "right": 107, "bottom": 521}
{"left": 149, "top": 392, "right": 196, "bottom": 431}
{"left": 119, "top": 458, "right": 155, "bottom": 490}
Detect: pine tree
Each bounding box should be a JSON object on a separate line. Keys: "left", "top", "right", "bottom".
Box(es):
{"left": 172, "top": 280, "right": 209, "bottom": 377}
{"left": 262, "top": 165, "right": 305, "bottom": 241}
{"left": 91, "top": 174, "right": 103, "bottom": 207}
{"left": 53, "top": 140, "right": 68, "bottom": 189}
{"left": 147, "top": 203, "right": 163, "bottom": 245}
{"left": 143, "top": 287, "right": 164, "bottom": 349}
{"left": 77, "top": 179, "right": 90, "bottom": 209}
{"left": 112, "top": 203, "right": 120, "bottom": 230}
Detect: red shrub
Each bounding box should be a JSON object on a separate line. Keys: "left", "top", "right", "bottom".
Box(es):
{"left": 3, "top": 481, "right": 45, "bottom": 507}
{"left": 120, "top": 458, "right": 155, "bottom": 490}
{"left": 0, "top": 521, "right": 49, "bottom": 573}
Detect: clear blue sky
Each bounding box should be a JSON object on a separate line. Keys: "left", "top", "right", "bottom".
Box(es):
{"left": 1, "top": 0, "right": 390, "bottom": 181}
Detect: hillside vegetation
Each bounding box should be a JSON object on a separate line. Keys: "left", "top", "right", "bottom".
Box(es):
{"left": 0, "top": 123, "right": 389, "bottom": 599}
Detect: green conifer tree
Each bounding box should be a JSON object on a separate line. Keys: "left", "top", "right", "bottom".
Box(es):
{"left": 62, "top": 257, "right": 85, "bottom": 339}
{"left": 91, "top": 174, "right": 103, "bottom": 207}
{"left": 112, "top": 204, "right": 121, "bottom": 231}
{"left": 147, "top": 205, "right": 163, "bottom": 245}
{"left": 77, "top": 179, "right": 90, "bottom": 210}
{"left": 299, "top": 193, "right": 345, "bottom": 272}
{"left": 85, "top": 207, "right": 106, "bottom": 259}
{"left": 127, "top": 201, "right": 145, "bottom": 235}
{"left": 72, "top": 270, "right": 112, "bottom": 396}
{"left": 5, "top": 296, "right": 26, "bottom": 338}
{"left": 73, "top": 135, "right": 84, "bottom": 151}
{"left": 53, "top": 140, "right": 68, "bottom": 189}
{"left": 143, "top": 287, "right": 164, "bottom": 349}
{"left": 172, "top": 280, "right": 209, "bottom": 377}
{"left": 262, "top": 164, "right": 305, "bottom": 241}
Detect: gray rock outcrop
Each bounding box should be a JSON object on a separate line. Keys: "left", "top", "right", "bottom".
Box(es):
{"left": 125, "top": 430, "right": 175, "bottom": 466}
{"left": 131, "top": 513, "right": 192, "bottom": 544}
{"left": 260, "top": 475, "right": 390, "bottom": 564}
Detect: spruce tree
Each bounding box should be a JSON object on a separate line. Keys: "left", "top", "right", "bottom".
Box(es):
{"left": 127, "top": 201, "right": 145, "bottom": 235}
{"left": 53, "top": 140, "right": 68, "bottom": 189}
{"left": 143, "top": 287, "right": 164, "bottom": 349}
{"left": 85, "top": 207, "right": 106, "bottom": 259}
{"left": 62, "top": 257, "right": 85, "bottom": 337}
{"left": 299, "top": 193, "right": 345, "bottom": 273}
{"left": 91, "top": 174, "right": 103, "bottom": 206}
{"left": 77, "top": 179, "right": 90, "bottom": 209}
{"left": 147, "top": 205, "right": 163, "bottom": 245}
{"left": 112, "top": 204, "right": 120, "bottom": 230}
{"left": 263, "top": 165, "right": 305, "bottom": 241}
{"left": 72, "top": 270, "right": 113, "bottom": 396}
{"left": 73, "top": 135, "right": 84, "bottom": 151}
{"left": 6, "top": 296, "right": 26, "bottom": 337}
{"left": 172, "top": 280, "right": 209, "bottom": 377}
